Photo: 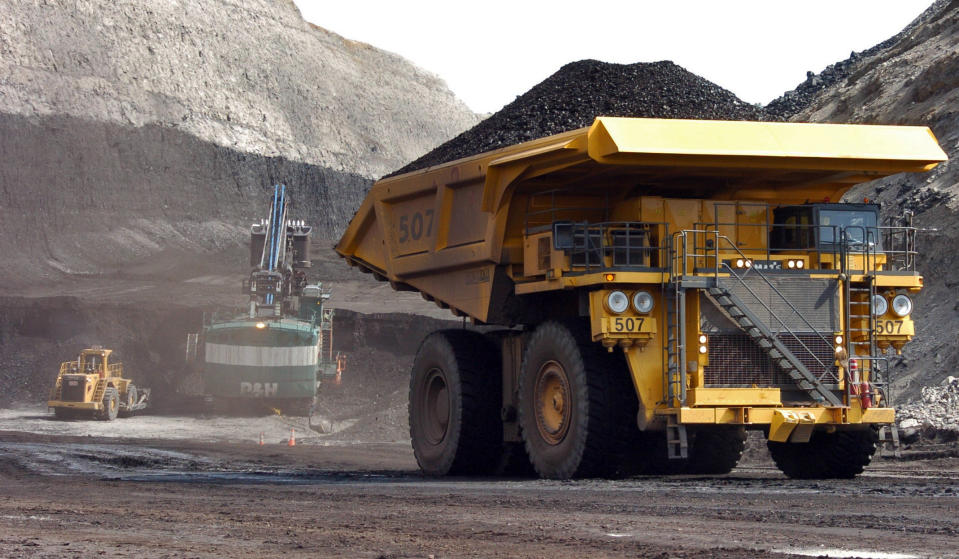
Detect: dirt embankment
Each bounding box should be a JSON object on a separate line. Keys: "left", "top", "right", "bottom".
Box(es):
{"left": 0, "top": 0, "right": 479, "bottom": 323}
{"left": 0, "top": 112, "right": 371, "bottom": 295}
{"left": 0, "top": 0, "right": 478, "bottom": 179}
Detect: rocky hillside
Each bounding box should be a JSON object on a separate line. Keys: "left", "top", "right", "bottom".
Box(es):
{"left": 0, "top": 0, "right": 478, "bottom": 299}
{"left": 775, "top": 0, "right": 959, "bottom": 401}
{"left": 0, "top": 0, "right": 477, "bottom": 179}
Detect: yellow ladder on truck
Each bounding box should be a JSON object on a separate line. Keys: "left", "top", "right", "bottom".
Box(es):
{"left": 92, "top": 380, "right": 106, "bottom": 405}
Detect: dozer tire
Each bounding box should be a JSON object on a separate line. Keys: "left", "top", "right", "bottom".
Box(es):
{"left": 518, "top": 320, "right": 635, "bottom": 479}
{"left": 685, "top": 427, "right": 747, "bottom": 475}
{"left": 768, "top": 428, "right": 878, "bottom": 479}
{"left": 98, "top": 387, "right": 119, "bottom": 421}
{"left": 409, "top": 330, "right": 502, "bottom": 476}
{"left": 119, "top": 385, "right": 138, "bottom": 418}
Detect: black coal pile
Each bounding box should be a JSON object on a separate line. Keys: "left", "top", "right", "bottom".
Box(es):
{"left": 391, "top": 60, "right": 774, "bottom": 176}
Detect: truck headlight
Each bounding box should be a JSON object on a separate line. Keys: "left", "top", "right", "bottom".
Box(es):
{"left": 632, "top": 291, "right": 654, "bottom": 314}
{"left": 871, "top": 294, "right": 888, "bottom": 317}
{"left": 605, "top": 291, "right": 629, "bottom": 314}
{"left": 891, "top": 294, "right": 913, "bottom": 317}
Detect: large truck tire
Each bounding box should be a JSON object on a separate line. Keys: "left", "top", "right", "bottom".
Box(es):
{"left": 518, "top": 320, "right": 634, "bottom": 479}
{"left": 768, "top": 428, "right": 878, "bottom": 479}
{"left": 685, "top": 427, "right": 747, "bottom": 475}
{"left": 409, "top": 330, "right": 503, "bottom": 476}
{"left": 119, "top": 385, "right": 138, "bottom": 418}
{"left": 98, "top": 387, "right": 119, "bottom": 421}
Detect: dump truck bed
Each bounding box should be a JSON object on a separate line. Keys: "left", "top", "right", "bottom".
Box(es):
{"left": 336, "top": 117, "right": 947, "bottom": 323}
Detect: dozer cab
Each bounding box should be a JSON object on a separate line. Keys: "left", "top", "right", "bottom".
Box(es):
{"left": 337, "top": 117, "right": 947, "bottom": 480}
{"left": 48, "top": 346, "right": 148, "bottom": 420}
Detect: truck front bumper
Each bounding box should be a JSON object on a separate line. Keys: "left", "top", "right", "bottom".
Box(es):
{"left": 671, "top": 405, "right": 893, "bottom": 427}
{"left": 47, "top": 401, "right": 101, "bottom": 411}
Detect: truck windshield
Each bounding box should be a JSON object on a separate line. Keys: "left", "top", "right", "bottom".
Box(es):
{"left": 819, "top": 210, "right": 879, "bottom": 248}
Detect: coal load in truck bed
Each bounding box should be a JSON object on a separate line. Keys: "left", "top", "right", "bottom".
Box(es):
{"left": 390, "top": 60, "right": 776, "bottom": 176}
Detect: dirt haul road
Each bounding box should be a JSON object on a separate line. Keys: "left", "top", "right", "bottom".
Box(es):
{"left": 1, "top": 408, "right": 958, "bottom": 558}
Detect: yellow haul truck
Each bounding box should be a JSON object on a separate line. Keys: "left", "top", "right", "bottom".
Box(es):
{"left": 336, "top": 117, "right": 947, "bottom": 479}
{"left": 48, "top": 346, "right": 148, "bottom": 420}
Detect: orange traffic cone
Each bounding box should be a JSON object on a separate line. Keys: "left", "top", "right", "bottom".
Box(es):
{"left": 288, "top": 427, "right": 296, "bottom": 447}
{"left": 258, "top": 432, "right": 264, "bottom": 446}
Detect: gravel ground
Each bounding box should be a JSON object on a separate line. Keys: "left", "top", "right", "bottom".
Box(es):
{"left": 0, "top": 424, "right": 958, "bottom": 558}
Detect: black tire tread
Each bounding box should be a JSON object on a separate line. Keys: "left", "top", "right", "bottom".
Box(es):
{"left": 768, "top": 429, "right": 877, "bottom": 479}
{"left": 409, "top": 330, "right": 502, "bottom": 476}
{"left": 98, "top": 387, "right": 119, "bottom": 421}
{"left": 519, "top": 320, "right": 636, "bottom": 479}
{"left": 685, "top": 427, "right": 747, "bottom": 475}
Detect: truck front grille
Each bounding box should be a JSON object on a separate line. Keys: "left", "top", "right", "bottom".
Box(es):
{"left": 703, "top": 334, "right": 838, "bottom": 387}
{"left": 60, "top": 376, "right": 87, "bottom": 401}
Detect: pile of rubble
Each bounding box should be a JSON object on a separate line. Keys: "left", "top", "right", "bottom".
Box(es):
{"left": 392, "top": 59, "right": 774, "bottom": 176}
{"left": 897, "top": 376, "right": 959, "bottom": 440}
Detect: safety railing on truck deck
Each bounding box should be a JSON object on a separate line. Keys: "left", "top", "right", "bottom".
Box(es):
{"left": 837, "top": 225, "right": 919, "bottom": 274}
{"left": 878, "top": 226, "right": 919, "bottom": 272}
{"left": 691, "top": 222, "right": 841, "bottom": 271}
{"left": 672, "top": 229, "right": 841, "bottom": 387}
{"left": 58, "top": 360, "right": 122, "bottom": 376}
{"left": 691, "top": 222, "right": 919, "bottom": 273}
{"left": 550, "top": 221, "right": 670, "bottom": 273}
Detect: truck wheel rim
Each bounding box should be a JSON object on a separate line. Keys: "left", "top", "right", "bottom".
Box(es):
{"left": 422, "top": 368, "right": 450, "bottom": 444}
{"left": 534, "top": 360, "right": 571, "bottom": 445}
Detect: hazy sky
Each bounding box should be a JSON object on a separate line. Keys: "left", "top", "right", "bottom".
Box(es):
{"left": 292, "top": 1, "right": 931, "bottom": 114}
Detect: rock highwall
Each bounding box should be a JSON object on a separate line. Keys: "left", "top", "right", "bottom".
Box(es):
{"left": 0, "top": 0, "right": 481, "bottom": 295}
{"left": 0, "top": 112, "right": 370, "bottom": 292}
{"left": 0, "top": 0, "right": 478, "bottom": 179}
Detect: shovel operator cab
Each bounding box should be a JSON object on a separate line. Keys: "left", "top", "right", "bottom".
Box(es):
{"left": 336, "top": 117, "right": 947, "bottom": 479}
{"left": 48, "top": 346, "right": 148, "bottom": 420}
